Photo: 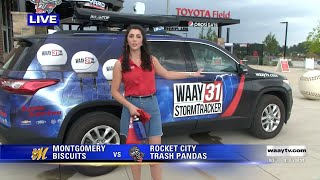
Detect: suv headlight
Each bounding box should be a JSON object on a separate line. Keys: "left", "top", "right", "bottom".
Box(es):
{"left": 283, "top": 79, "right": 290, "bottom": 85}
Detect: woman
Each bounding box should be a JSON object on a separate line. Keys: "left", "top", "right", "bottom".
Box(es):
{"left": 111, "top": 24, "right": 204, "bottom": 180}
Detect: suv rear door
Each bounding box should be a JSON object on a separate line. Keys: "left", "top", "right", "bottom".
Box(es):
{"left": 149, "top": 40, "right": 198, "bottom": 134}
{"left": 0, "top": 38, "right": 45, "bottom": 128}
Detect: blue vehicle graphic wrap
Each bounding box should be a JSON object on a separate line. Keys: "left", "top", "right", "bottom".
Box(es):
{"left": 0, "top": 34, "right": 242, "bottom": 138}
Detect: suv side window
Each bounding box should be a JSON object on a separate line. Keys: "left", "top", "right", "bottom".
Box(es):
{"left": 149, "top": 41, "right": 187, "bottom": 71}
{"left": 189, "top": 43, "right": 237, "bottom": 72}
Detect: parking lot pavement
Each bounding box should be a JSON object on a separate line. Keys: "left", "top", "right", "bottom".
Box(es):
{"left": 1, "top": 65, "right": 320, "bottom": 180}
{"left": 67, "top": 166, "right": 130, "bottom": 180}
{"left": 0, "top": 164, "right": 60, "bottom": 179}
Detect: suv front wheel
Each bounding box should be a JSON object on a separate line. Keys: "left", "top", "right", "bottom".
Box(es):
{"left": 250, "top": 95, "right": 285, "bottom": 139}
{"left": 65, "top": 111, "right": 123, "bottom": 177}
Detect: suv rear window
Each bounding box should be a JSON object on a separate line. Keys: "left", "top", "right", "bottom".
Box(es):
{"left": 2, "top": 38, "right": 44, "bottom": 71}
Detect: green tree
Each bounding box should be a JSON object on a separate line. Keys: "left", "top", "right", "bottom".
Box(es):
{"left": 199, "top": 27, "right": 205, "bottom": 39}
{"left": 199, "top": 27, "right": 217, "bottom": 42}
{"left": 306, "top": 21, "right": 320, "bottom": 57}
{"left": 288, "top": 42, "right": 307, "bottom": 56}
{"left": 263, "top": 32, "right": 280, "bottom": 56}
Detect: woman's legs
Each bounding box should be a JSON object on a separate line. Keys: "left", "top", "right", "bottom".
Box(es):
{"left": 130, "top": 136, "right": 161, "bottom": 180}
{"left": 148, "top": 136, "right": 162, "bottom": 180}
{"left": 131, "top": 165, "right": 141, "bottom": 180}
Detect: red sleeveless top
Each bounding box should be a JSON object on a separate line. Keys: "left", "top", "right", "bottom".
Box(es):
{"left": 119, "top": 57, "right": 156, "bottom": 97}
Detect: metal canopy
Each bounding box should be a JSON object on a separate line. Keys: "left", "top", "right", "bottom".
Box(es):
{"left": 178, "top": 16, "right": 240, "bottom": 26}
{"left": 61, "top": 7, "right": 240, "bottom": 30}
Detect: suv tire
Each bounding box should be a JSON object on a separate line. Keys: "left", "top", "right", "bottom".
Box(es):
{"left": 65, "top": 111, "right": 123, "bottom": 177}
{"left": 250, "top": 95, "right": 285, "bottom": 139}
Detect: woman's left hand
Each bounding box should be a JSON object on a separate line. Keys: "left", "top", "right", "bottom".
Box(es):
{"left": 193, "top": 68, "right": 205, "bottom": 77}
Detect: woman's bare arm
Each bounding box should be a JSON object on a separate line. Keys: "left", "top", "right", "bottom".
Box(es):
{"left": 111, "top": 61, "right": 140, "bottom": 116}
{"left": 152, "top": 56, "right": 204, "bottom": 79}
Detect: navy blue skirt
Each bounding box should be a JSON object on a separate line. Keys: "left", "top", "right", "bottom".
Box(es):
{"left": 120, "top": 95, "right": 163, "bottom": 138}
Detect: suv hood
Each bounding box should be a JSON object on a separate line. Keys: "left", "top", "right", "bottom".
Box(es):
{"left": 247, "top": 66, "right": 286, "bottom": 80}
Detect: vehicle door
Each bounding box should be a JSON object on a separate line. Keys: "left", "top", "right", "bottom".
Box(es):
{"left": 185, "top": 42, "right": 251, "bottom": 131}
{"left": 149, "top": 40, "right": 198, "bottom": 133}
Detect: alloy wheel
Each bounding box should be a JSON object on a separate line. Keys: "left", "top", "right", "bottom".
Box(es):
{"left": 81, "top": 125, "right": 120, "bottom": 145}
{"left": 261, "top": 104, "right": 281, "bottom": 132}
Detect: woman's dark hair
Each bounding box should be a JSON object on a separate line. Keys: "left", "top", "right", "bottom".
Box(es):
{"left": 121, "top": 24, "right": 152, "bottom": 72}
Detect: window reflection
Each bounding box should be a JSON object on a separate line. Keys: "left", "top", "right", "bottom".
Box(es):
{"left": 190, "top": 43, "right": 237, "bottom": 73}
{"left": 149, "top": 42, "right": 187, "bottom": 72}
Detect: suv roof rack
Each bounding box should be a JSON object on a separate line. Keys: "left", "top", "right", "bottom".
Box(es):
{"left": 53, "top": 30, "right": 181, "bottom": 37}
{"left": 61, "top": 7, "right": 240, "bottom": 31}
{"left": 72, "top": 7, "right": 186, "bottom": 30}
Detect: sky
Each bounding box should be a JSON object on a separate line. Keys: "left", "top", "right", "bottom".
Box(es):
{"left": 121, "top": 0, "right": 320, "bottom": 47}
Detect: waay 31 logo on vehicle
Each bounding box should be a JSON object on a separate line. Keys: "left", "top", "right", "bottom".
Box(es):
{"left": 28, "top": 0, "right": 61, "bottom": 26}
{"left": 174, "top": 81, "right": 223, "bottom": 117}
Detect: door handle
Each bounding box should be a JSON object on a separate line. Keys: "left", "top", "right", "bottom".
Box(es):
{"left": 201, "top": 81, "right": 214, "bottom": 83}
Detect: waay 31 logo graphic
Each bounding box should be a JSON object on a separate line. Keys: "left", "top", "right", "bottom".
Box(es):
{"left": 28, "top": 0, "right": 61, "bottom": 26}
{"left": 173, "top": 81, "right": 223, "bottom": 118}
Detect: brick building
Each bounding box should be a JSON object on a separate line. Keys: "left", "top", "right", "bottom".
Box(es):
{"left": 1, "top": 0, "right": 17, "bottom": 65}
{"left": 0, "top": 6, "right": 2, "bottom": 65}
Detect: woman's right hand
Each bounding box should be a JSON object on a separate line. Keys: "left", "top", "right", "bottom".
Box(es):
{"left": 128, "top": 105, "right": 140, "bottom": 117}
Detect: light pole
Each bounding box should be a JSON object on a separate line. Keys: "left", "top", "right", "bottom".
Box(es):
{"left": 280, "top": 21, "right": 288, "bottom": 58}
{"left": 167, "top": 0, "right": 170, "bottom": 15}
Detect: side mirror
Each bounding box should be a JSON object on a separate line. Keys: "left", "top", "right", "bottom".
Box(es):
{"left": 238, "top": 64, "right": 248, "bottom": 74}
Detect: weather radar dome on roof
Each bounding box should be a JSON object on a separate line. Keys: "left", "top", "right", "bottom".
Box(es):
{"left": 133, "top": 2, "right": 145, "bottom": 14}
